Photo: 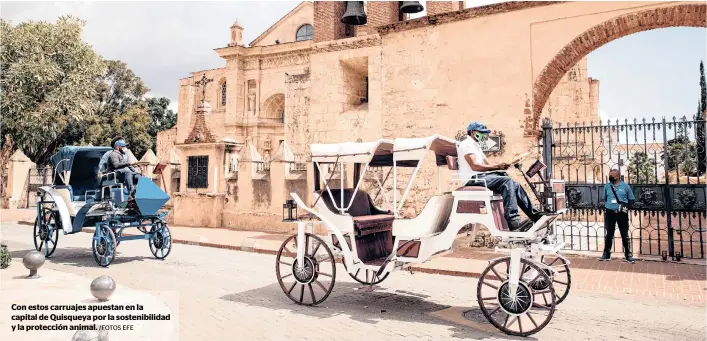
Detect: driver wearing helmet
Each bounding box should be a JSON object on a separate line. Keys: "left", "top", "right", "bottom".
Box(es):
{"left": 457, "top": 121, "right": 541, "bottom": 231}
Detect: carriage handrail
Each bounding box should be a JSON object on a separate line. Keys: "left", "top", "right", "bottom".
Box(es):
{"left": 373, "top": 167, "right": 393, "bottom": 207}
{"left": 312, "top": 156, "right": 341, "bottom": 212}
{"left": 53, "top": 159, "right": 71, "bottom": 186}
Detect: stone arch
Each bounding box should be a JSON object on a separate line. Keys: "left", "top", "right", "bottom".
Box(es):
{"left": 261, "top": 93, "right": 285, "bottom": 122}
{"left": 530, "top": 3, "right": 706, "bottom": 134}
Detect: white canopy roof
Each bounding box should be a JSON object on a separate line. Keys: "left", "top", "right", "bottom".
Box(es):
{"left": 393, "top": 134, "right": 458, "bottom": 164}
{"left": 311, "top": 139, "right": 394, "bottom": 163}
{"left": 310, "top": 135, "right": 458, "bottom": 166}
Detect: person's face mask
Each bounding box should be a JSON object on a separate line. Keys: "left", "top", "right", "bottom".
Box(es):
{"left": 119, "top": 147, "right": 126, "bottom": 154}
{"left": 609, "top": 174, "right": 618, "bottom": 183}
{"left": 473, "top": 131, "right": 489, "bottom": 144}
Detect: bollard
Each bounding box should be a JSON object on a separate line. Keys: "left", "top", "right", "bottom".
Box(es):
{"left": 72, "top": 330, "right": 109, "bottom": 341}
{"left": 23, "top": 251, "right": 45, "bottom": 279}
{"left": 90, "top": 275, "right": 116, "bottom": 301}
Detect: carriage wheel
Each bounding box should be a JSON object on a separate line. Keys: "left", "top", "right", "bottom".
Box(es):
{"left": 276, "top": 233, "right": 336, "bottom": 306}
{"left": 537, "top": 255, "right": 571, "bottom": 305}
{"left": 343, "top": 257, "right": 390, "bottom": 285}
{"left": 149, "top": 223, "right": 172, "bottom": 260}
{"left": 477, "top": 257, "right": 556, "bottom": 337}
{"left": 33, "top": 207, "right": 60, "bottom": 258}
{"left": 92, "top": 225, "right": 117, "bottom": 267}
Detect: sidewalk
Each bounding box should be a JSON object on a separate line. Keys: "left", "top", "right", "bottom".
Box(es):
{"left": 7, "top": 208, "right": 706, "bottom": 306}
{"left": 0, "top": 258, "right": 178, "bottom": 341}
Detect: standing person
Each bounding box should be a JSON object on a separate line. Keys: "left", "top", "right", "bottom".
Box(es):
{"left": 600, "top": 169, "right": 636, "bottom": 263}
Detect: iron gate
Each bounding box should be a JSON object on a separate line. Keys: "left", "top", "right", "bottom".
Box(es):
{"left": 541, "top": 116, "right": 706, "bottom": 259}
{"left": 25, "top": 167, "right": 52, "bottom": 208}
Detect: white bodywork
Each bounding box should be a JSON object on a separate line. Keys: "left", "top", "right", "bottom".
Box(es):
{"left": 37, "top": 186, "right": 79, "bottom": 234}
{"left": 291, "top": 136, "right": 568, "bottom": 296}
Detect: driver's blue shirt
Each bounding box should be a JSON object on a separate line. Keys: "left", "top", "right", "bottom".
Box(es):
{"left": 604, "top": 181, "right": 634, "bottom": 210}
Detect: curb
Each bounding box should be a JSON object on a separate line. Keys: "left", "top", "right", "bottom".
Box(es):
{"left": 16, "top": 220, "right": 707, "bottom": 270}
{"left": 74, "top": 227, "right": 483, "bottom": 279}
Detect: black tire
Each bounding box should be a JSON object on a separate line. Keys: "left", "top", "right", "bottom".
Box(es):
{"left": 477, "top": 257, "right": 557, "bottom": 337}
{"left": 343, "top": 257, "right": 390, "bottom": 285}
{"left": 276, "top": 233, "right": 336, "bottom": 306}
{"left": 33, "top": 207, "right": 60, "bottom": 258}
{"left": 149, "top": 223, "right": 172, "bottom": 260}
{"left": 539, "top": 255, "right": 571, "bottom": 305}
{"left": 92, "top": 225, "right": 116, "bottom": 267}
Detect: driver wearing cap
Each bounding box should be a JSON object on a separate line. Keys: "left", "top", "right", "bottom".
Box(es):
{"left": 107, "top": 139, "right": 139, "bottom": 196}
{"left": 457, "top": 121, "right": 541, "bottom": 231}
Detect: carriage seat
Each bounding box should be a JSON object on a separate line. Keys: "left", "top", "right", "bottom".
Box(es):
{"left": 319, "top": 188, "right": 394, "bottom": 237}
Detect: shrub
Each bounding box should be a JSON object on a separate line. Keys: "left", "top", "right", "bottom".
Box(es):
{"left": 0, "top": 241, "right": 10, "bottom": 269}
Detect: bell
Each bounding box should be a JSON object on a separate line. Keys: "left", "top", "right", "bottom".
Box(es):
{"left": 400, "top": 1, "right": 424, "bottom": 14}
{"left": 341, "top": 1, "right": 367, "bottom": 26}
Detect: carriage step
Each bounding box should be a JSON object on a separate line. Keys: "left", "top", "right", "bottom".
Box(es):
{"left": 362, "top": 257, "right": 388, "bottom": 267}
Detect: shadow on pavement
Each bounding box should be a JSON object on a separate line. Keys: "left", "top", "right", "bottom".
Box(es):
{"left": 10, "top": 247, "right": 158, "bottom": 268}
{"left": 219, "top": 281, "right": 530, "bottom": 340}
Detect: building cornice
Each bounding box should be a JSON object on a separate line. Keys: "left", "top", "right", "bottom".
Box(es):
{"left": 311, "top": 34, "right": 381, "bottom": 54}
{"left": 376, "top": 1, "right": 564, "bottom": 36}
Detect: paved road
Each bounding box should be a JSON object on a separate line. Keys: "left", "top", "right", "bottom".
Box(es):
{"left": 2, "top": 223, "right": 705, "bottom": 341}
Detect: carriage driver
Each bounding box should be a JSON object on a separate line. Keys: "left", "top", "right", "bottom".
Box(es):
{"left": 457, "top": 121, "right": 543, "bottom": 231}
{"left": 106, "top": 139, "right": 139, "bottom": 196}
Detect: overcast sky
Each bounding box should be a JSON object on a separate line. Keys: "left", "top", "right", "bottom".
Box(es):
{"left": 2, "top": 1, "right": 706, "bottom": 125}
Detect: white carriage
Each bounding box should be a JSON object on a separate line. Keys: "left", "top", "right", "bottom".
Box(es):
{"left": 275, "top": 135, "right": 571, "bottom": 336}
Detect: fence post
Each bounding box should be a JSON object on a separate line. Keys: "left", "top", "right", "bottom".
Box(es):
{"left": 541, "top": 118, "right": 553, "bottom": 181}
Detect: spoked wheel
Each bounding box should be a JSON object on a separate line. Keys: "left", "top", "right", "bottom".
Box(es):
{"left": 276, "top": 233, "right": 336, "bottom": 306}
{"left": 149, "top": 223, "right": 172, "bottom": 260}
{"left": 538, "top": 255, "right": 571, "bottom": 305}
{"left": 343, "top": 257, "right": 390, "bottom": 285}
{"left": 33, "top": 207, "right": 60, "bottom": 258}
{"left": 477, "top": 257, "right": 556, "bottom": 337}
{"left": 92, "top": 225, "right": 117, "bottom": 267}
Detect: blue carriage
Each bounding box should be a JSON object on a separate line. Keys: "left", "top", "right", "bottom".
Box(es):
{"left": 33, "top": 146, "right": 173, "bottom": 267}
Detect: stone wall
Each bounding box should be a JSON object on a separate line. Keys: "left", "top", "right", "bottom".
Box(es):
{"left": 541, "top": 57, "right": 599, "bottom": 125}
{"left": 309, "top": 36, "right": 383, "bottom": 144}
{"left": 285, "top": 72, "right": 311, "bottom": 157}
{"left": 156, "top": 128, "right": 177, "bottom": 163}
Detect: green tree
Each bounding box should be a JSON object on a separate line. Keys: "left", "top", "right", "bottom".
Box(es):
{"left": 628, "top": 152, "right": 657, "bottom": 183}
{"left": 700, "top": 61, "right": 706, "bottom": 113}
{"left": 697, "top": 61, "right": 706, "bottom": 175}
{"left": 72, "top": 59, "right": 153, "bottom": 158}
{"left": 111, "top": 105, "right": 153, "bottom": 158}
{"left": 146, "top": 97, "right": 177, "bottom": 151}
{"left": 0, "top": 16, "right": 105, "bottom": 165}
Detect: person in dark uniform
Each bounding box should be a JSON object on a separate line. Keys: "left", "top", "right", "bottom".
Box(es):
{"left": 106, "top": 139, "right": 139, "bottom": 196}
{"left": 600, "top": 169, "right": 636, "bottom": 263}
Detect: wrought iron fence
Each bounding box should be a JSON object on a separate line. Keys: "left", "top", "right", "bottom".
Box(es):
{"left": 25, "top": 167, "right": 53, "bottom": 208}
{"left": 542, "top": 116, "right": 706, "bottom": 259}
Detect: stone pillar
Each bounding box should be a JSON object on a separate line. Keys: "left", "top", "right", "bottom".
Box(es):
{"left": 357, "top": 1, "right": 401, "bottom": 35}
{"left": 229, "top": 20, "right": 243, "bottom": 47}
{"left": 313, "top": 1, "right": 347, "bottom": 42}
{"left": 6, "top": 150, "right": 35, "bottom": 209}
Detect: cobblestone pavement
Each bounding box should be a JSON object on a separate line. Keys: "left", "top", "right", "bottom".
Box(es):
{"left": 1, "top": 223, "right": 705, "bottom": 341}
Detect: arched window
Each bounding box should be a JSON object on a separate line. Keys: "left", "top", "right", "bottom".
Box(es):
{"left": 219, "top": 79, "right": 227, "bottom": 107}
{"left": 295, "top": 24, "right": 313, "bottom": 41}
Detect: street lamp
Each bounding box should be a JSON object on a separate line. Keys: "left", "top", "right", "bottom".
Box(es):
{"left": 283, "top": 199, "right": 298, "bottom": 222}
